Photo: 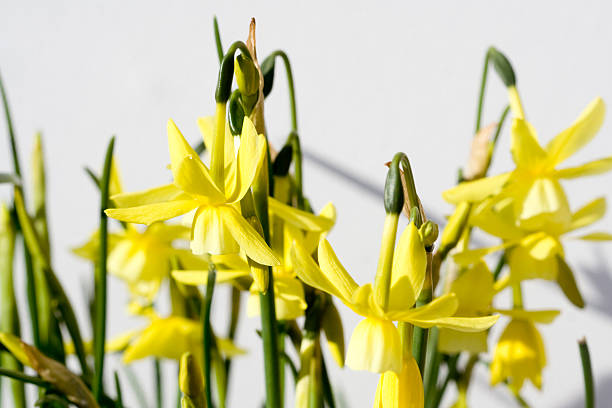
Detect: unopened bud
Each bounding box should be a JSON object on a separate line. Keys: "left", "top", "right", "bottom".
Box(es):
{"left": 488, "top": 47, "right": 516, "bottom": 87}
{"left": 419, "top": 220, "right": 439, "bottom": 248}
{"left": 234, "top": 54, "right": 260, "bottom": 113}
{"left": 179, "top": 352, "right": 204, "bottom": 400}
{"left": 439, "top": 202, "right": 471, "bottom": 257}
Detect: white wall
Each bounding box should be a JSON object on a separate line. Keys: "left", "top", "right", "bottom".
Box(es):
{"left": 1, "top": 1, "right": 612, "bottom": 406}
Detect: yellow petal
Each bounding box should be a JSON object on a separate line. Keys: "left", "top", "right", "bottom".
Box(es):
{"left": 112, "top": 183, "right": 188, "bottom": 208}
{"left": 577, "top": 232, "right": 612, "bottom": 241}
{"left": 268, "top": 197, "right": 334, "bottom": 232}
{"left": 225, "top": 117, "right": 267, "bottom": 203}
{"left": 248, "top": 277, "right": 306, "bottom": 320}
{"left": 389, "top": 293, "right": 458, "bottom": 322}
{"left": 388, "top": 223, "right": 426, "bottom": 311}
{"left": 220, "top": 205, "right": 280, "bottom": 266}
{"left": 190, "top": 206, "right": 239, "bottom": 255}
{"left": 374, "top": 357, "right": 423, "bottom": 408}
{"left": 167, "top": 119, "right": 205, "bottom": 180}
{"left": 291, "top": 242, "right": 350, "bottom": 302}
{"left": 568, "top": 197, "right": 606, "bottom": 231}
{"left": 412, "top": 315, "right": 499, "bottom": 332}
{"left": 171, "top": 270, "right": 249, "bottom": 286}
{"left": 105, "top": 200, "right": 199, "bottom": 225}
{"left": 517, "top": 177, "right": 571, "bottom": 229}
{"left": 555, "top": 157, "right": 612, "bottom": 179}
{"left": 470, "top": 197, "right": 524, "bottom": 240}
{"left": 442, "top": 173, "right": 511, "bottom": 204}
{"left": 438, "top": 329, "right": 488, "bottom": 354}
{"left": 106, "top": 329, "right": 141, "bottom": 352}
{"left": 346, "top": 318, "right": 402, "bottom": 374}
{"left": 452, "top": 241, "right": 514, "bottom": 267}
{"left": 546, "top": 97, "right": 606, "bottom": 166}
{"left": 174, "top": 156, "right": 225, "bottom": 204}
{"left": 321, "top": 301, "right": 345, "bottom": 368}
{"left": 449, "top": 261, "right": 494, "bottom": 314}
{"left": 492, "top": 309, "right": 560, "bottom": 324}
{"left": 511, "top": 119, "right": 548, "bottom": 169}
{"left": 318, "top": 239, "right": 359, "bottom": 301}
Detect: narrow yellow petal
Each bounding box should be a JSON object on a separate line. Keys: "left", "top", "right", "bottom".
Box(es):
{"left": 220, "top": 205, "right": 280, "bottom": 266}
{"left": 576, "top": 232, "right": 612, "bottom": 241}
{"left": 555, "top": 157, "right": 612, "bottom": 179}
{"left": 105, "top": 200, "right": 199, "bottom": 225}
{"left": 493, "top": 309, "right": 560, "bottom": 324}
{"left": 171, "top": 270, "right": 249, "bottom": 286}
{"left": 511, "top": 118, "right": 548, "bottom": 169}
{"left": 389, "top": 293, "right": 458, "bottom": 322}
{"left": 409, "top": 315, "right": 499, "bottom": 332}
{"left": 568, "top": 197, "right": 606, "bottom": 231}
{"left": 442, "top": 173, "right": 511, "bottom": 204}
{"left": 268, "top": 197, "right": 334, "bottom": 232}
{"left": 291, "top": 242, "right": 348, "bottom": 302}
{"left": 167, "top": 119, "right": 205, "bottom": 179}
{"left": 111, "top": 183, "right": 188, "bottom": 208}
{"left": 196, "top": 116, "right": 235, "bottom": 167}
{"left": 346, "top": 318, "right": 402, "bottom": 374}
{"left": 174, "top": 156, "right": 225, "bottom": 204}
{"left": 226, "top": 117, "right": 267, "bottom": 202}
{"left": 546, "top": 97, "right": 606, "bottom": 166}
{"left": 388, "top": 223, "right": 426, "bottom": 311}
{"left": 518, "top": 177, "right": 571, "bottom": 229}
{"left": 318, "top": 239, "right": 359, "bottom": 301}
{"left": 438, "top": 329, "right": 488, "bottom": 354}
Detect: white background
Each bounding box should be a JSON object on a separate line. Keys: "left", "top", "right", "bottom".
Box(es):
{"left": 2, "top": 1, "right": 612, "bottom": 407}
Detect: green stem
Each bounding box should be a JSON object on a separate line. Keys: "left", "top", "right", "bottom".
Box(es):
{"left": 422, "top": 328, "right": 441, "bottom": 408}
{"left": 579, "top": 338, "right": 594, "bottom": 408}
{"left": 93, "top": 136, "right": 115, "bottom": 401}
{"left": 223, "top": 286, "right": 241, "bottom": 392}
{"left": 24, "top": 243, "right": 40, "bottom": 349}
{"left": 320, "top": 357, "right": 335, "bottom": 408}
{"left": 114, "top": 371, "right": 124, "bottom": 408}
{"left": 281, "top": 351, "right": 299, "bottom": 386}
{"left": 269, "top": 51, "right": 298, "bottom": 131}
{"left": 493, "top": 253, "right": 506, "bottom": 281}
{"left": 430, "top": 355, "right": 459, "bottom": 408}
{"left": 0, "top": 71, "right": 20, "bottom": 177}
{"left": 475, "top": 51, "right": 490, "bottom": 134}
{"left": 203, "top": 264, "right": 217, "bottom": 408}
{"left": 289, "top": 132, "right": 304, "bottom": 210}
{"left": 154, "top": 359, "right": 163, "bottom": 408}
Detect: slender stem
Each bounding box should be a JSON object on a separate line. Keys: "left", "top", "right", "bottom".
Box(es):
{"left": 114, "top": 371, "right": 124, "bottom": 408}
{"left": 203, "top": 264, "right": 217, "bottom": 408}
{"left": 24, "top": 243, "right": 40, "bottom": 348}
{"left": 320, "top": 356, "right": 336, "bottom": 408}
{"left": 289, "top": 132, "right": 304, "bottom": 210}
{"left": 93, "top": 136, "right": 115, "bottom": 401}
{"left": 423, "top": 328, "right": 441, "bottom": 408}
{"left": 579, "top": 338, "right": 594, "bottom": 408}
{"left": 213, "top": 16, "right": 224, "bottom": 63}
{"left": 154, "top": 359, "right": 163, "bottom": 408}
{"left": 281, "top": 351, "right": 299, "bottom": 385}
{"left": 373, "top": 214, "right": 400, "bottom": 311}
{"left": 211, "top": 102, "right": 227, "bottom": 192}
{"left": 224, "top": 286, "right": 242, "bottom": 390}
{"left": 0, "top": 71, "right": 20, "bottom": 177}
{"left": 512, "top": 282, "right": 523, "bottom": 309}
{"left": 475, "top": 51, "right": 490, "bottom": 134}
{"left": 430, "top": 354, "right": 459, "bottom": 408}
{"left": 270, "top": 51, "right": 298, "bottom": 131}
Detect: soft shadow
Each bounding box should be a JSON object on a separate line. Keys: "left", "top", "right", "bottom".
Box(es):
{"left": 578, "top": 248, "right": 612, "bottom": 319}
{"left": 559, "top": 373, "right": 612, "bottom": 408}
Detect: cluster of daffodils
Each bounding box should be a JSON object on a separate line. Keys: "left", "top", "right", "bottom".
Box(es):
{"left": 0, "top": 20, "right": 607, "bottom": 408}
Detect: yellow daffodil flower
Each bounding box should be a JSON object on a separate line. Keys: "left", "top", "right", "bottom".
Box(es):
{"left": 109, "top": 314, "right": 245, "bottom": 365}
{"left": 490, "top": 309, "right": 559, "bottom": 392}
{"left": 438, "top": 261, "right": 495, "bottom": 354}
{"left": 291, "top": 222, "right": 499, "bottom": 374}
{"left": 454, "top": 196, "right": 612, "bottom": 286}
{"left": 443, "top": 98, "right": 612, "bottom": 230}
{"left": 374, "top": 356, "right": 423, "bottom": 408}
{"left": 173, "top": 199, "right": 335, "bottom": 319}
{"left": 105, "top": 116, "right": 279, "bottom": 266}
{"left": 74, "top": 223, "right": 208, "bottom": 300}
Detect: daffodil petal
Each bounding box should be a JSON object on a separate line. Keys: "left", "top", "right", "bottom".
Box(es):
{"left": 105, "top": 200, "right": 199, "bottom": 225}
{"left": 518, "top": 177, "right": 571, "bottom": 229}
{"left": 415, "top": 315, "right": 499, "bottom": 332}
{"left": 511, "top": 118, "right": 548, "bottom": 168}
{"left": 174, "top": 156, "right": 225, "bottom": 203}
{"left": 196, "top": 116, "right": 235, "bottom": 167}
{"left": 171, "top": 270, "right": 249, "bottom": 286}
{"left": 546, "top": 97, "right": 606, "bottom": 166}
{"left": 388, "top": 223, "right": 426, "bottom": 311}
{"left": 374, "top": 357, "right": 423, "bottom": 408}
{"left": 220, "top": 205, "right": 280, "bottom": 266}
{"left": 226, "top": 117, "right": 267, "bottom": 203}
{"left": 167, "top": 119, "right": 206, "bottom": 178}
{"left": 318, "top": 239, "right": 359, "bottom": 301}
{"left": 346, "top": 318, "right": 402, "bottom": 374}
{"left": 111, "top": 183, "right": 188, "bottom": 208}
{"left": 321, "top": 301, "right": 345, "bottom": 368}
{"left": 576, "top": 232, "right": 612, "bottom": 241}
{"left": 442, "top": 172, "right": 511, "bottom": 204}
{"left": 291, "top": 242, "right": 348, "bottom": 302}
{"left": 268, "top": 197, "right": 334, "bottom": 232}
{"left": 568, "top": 197, "right": 606, "bottom": 231}
{"left": 555, "top": 157, "right": 612, "bottom": 179}
{"left": 438, "top": 329, "right": 489, "bottom": 354}
{"left": 389, "top": 293, "right": 458, "bottom": 322}
{"left": 493, "top": 309, "right": 560, "bottom": 324}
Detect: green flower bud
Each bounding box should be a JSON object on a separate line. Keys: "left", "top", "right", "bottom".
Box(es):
{"left": 419, "top": 220, "right": 439, "bottom": 248}
{"left": 488, "top": 47, "right": 516, "bottom": 87}
{"left": 179, "top": 352, "right": 205, "bottom": 402}
{"left": 234, "top": 53, "right": 260, "bottom": 113}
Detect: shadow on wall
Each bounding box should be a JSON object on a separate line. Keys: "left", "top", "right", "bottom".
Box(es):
{"left": 579, "top": 249, "right": 612, "bottom": 319}
{"left": 560, "top": 373, "right": 612, "bottom": 408}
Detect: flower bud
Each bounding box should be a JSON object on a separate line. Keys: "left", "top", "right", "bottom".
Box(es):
{"left": 487, "top": 47, "right": 516, "bottom": 87}
{"left": 439, "top": 202, "right": 471, "bottom": 257}
{"left": 179, "top": 352, "right": 205, "bottom": 404}
{"left": 419, "top": 220, "right": 439, "bottom": 248}
{"left": 234, "top": 53, "right": 260, "bottom": 113}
